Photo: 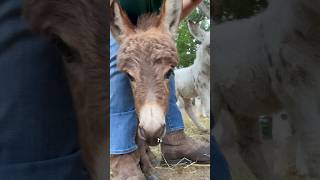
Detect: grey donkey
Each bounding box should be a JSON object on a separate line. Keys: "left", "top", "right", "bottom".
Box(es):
{"left": 212, "top": 0, "right": 320, "bottom": 179}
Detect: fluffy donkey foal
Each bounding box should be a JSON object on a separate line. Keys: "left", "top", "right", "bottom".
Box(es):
{"left": 23, "top": 1, "right": 107, "bottom": 180}
{"left": 175, "top": 21, "right": 210, "bottom": 132}
{"left": 110, "top": 0, "right": 182, "bottom": 179}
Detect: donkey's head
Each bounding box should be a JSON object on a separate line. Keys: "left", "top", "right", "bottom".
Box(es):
{"left": 111, "top": 0, "right": 182, "bottom": 145}
{"left": 23, "top": 1, "right": 107, "bottom": 179}
{"left": 188, "top": 21, "right": 210, "bottom": 66}
{"left": 23, "top": 0, "right": 106, "bottom": 66}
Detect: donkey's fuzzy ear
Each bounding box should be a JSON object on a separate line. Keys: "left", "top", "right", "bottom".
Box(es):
{"left": 110, "top": 0, "right": 135, "bottom": 43}
{"left": 158, "top": 0, "right": 183, "bottom": 39}
{"left": 187, "top": 21, "right": 205, "bottom": 42}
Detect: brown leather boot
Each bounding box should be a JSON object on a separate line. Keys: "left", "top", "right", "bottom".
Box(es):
{"left": 110, "top": 150, "right": 146, "bottom": 180}
{"left": 161, "top": 130, "right": 210, "bottom": 164}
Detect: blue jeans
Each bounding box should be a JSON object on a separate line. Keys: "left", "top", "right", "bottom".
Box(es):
{"left": 110, "top": 33, "right": 184, "bottom": 154}
{"left": 211, "top": 136, "right": 232, "bottom": 180}
{"left": 0, "top": 1, "right": 89, "bottom": 179}
{"left": 211, "top": 112, "right": 232, "bottom": 179}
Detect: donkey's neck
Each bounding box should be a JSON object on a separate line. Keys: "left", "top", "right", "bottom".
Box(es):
{"left": 192, "top": 48, "right": 210, "bottom": 75}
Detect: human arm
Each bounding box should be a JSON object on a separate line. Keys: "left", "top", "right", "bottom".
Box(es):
{"left": 181, "top": 0, "right": 203, "bottom": 20}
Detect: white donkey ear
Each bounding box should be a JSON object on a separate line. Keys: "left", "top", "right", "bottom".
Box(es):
{"left": 158, "top": 0, "right": 183, "bottom": 39}
{"left": 187, "top": 20, "right": 205, "bottom": 42}
{"left": 110, "top": 0, "right": 135, "bottom": 43}
{"left": 199, "top": 2, "right": 210, "bottom": 19}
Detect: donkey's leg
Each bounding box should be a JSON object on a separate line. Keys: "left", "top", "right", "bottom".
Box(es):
{"left": 286, "top": 98, "right": 320, "bottom": 179}
{"left": 183, "top": 98, "right": 208, "bottom": 132}
{"left": 137, "top": 138, "right": 160, "bottom": 180}
{"left": 272, "top": 112, "right": 296, "bottom": 179}
{"left": 145, "top": 145, "right": 160, "bottom": 166}
{"left": 295, "top": 135, "right": 308, "bottom": 176}
{"left": 234, "top": 115, "right": 274, "bottom": 180}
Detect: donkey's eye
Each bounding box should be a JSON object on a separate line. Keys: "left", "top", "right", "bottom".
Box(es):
{"left": 53, "top": 37, "right": 75, "bottom": 62}
{"left": 165, "top": 69, "right": 174, "bottom": 79}
{"left": 127, "top": 73, "right": 135, "bottom": 81}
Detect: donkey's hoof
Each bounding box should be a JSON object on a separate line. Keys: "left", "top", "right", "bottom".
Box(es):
{"left": 146, "top": 174, "right": 160, "bottom": 180}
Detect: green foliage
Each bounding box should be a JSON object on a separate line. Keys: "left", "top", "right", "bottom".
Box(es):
{"left": 176, "top": 21, "right": 198, "bottom": 68}
{"left": 176, "top": 1, "right": 210, "bottom": 68}
{"left": 223, "top": 0, "right": 268, "bottom": 19}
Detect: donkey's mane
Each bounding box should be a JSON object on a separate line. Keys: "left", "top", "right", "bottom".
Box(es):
{"left": 136, "top": 13, "right": 160, "bottom": 31}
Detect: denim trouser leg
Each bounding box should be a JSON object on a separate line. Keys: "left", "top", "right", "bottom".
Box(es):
{"left": 211, "top": 136, "right": 232, "bottom": 180}
{"left": 110, "top": 33, "right": 184, "bottom": 155}
{"left": 165, "top": 75, "right": 185, "bottom": 133}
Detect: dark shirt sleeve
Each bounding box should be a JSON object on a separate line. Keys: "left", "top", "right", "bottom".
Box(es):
{"left": 0, "top": 1, "right": 89, "bottom": 179}
{"left": 119, "top": 0, "right": 163, "bottom": 24}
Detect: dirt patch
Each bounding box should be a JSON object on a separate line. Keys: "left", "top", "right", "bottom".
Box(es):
{"left": 156, "top": 165, "right": 210, "bottom": 180}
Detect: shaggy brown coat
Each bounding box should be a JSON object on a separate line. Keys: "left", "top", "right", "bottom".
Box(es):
{"left": 23, "top": 1, "right": 107, "bottom": 180}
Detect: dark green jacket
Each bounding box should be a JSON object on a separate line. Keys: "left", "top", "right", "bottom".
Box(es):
{"left": 119, "top": 0, "right": 163, "bottom": 24}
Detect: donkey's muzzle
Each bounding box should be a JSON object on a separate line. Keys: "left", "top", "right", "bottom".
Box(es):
{"left": 138, "top": 124, "right": 166, "bottom": 146}
{"left": 138, "top": 103, "right": 167, "bottom": 145}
